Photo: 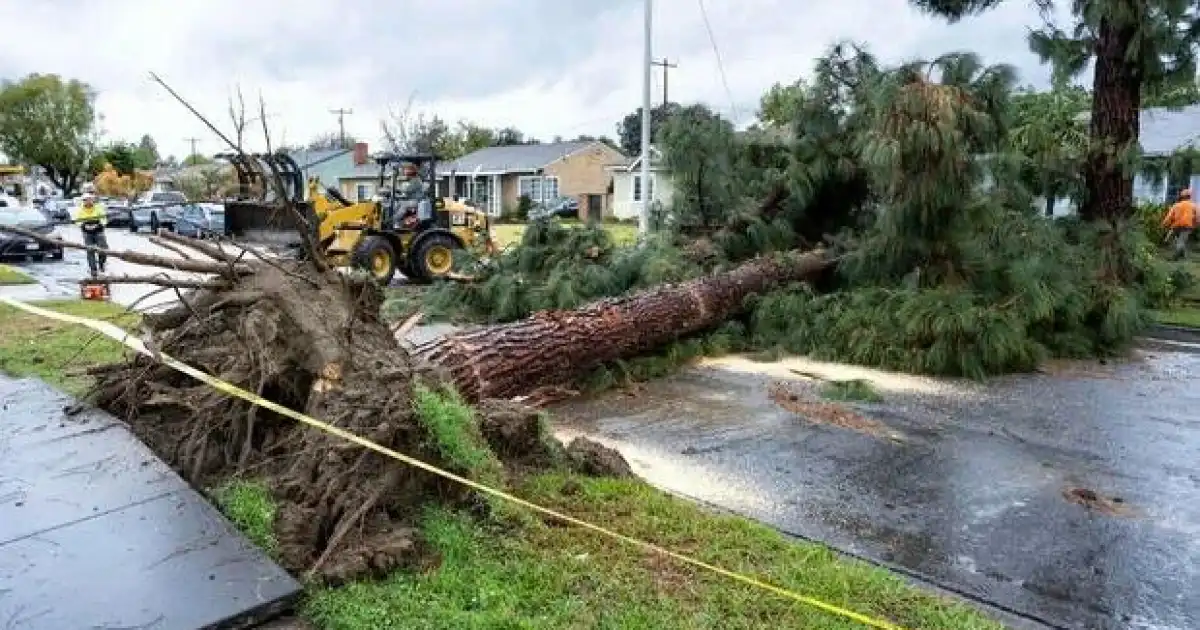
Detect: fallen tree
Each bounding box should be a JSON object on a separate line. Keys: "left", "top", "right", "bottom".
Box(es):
{"left": 416, "top": 250, "right": 835, "bottom": 402}
{"left": 0, "top": 220, "right": 834, "bottom": 581}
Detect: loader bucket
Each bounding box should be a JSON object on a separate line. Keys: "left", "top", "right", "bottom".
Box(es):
{"left": 223, "top": 199, "right": 319, "bottom": 249}
{"left": 219, "top": 151, "right": 317, "bottom": 250}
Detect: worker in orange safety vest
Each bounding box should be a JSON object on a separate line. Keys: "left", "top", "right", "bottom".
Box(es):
{"left": 1162, "top": 188, "right": 1197, "bottom": 260}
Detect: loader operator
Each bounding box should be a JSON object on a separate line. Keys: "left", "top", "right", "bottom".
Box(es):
{"left": 76, "top": 194, "right": 108, "bottom": 275}
{"left": 395, "top": 163, "right": 428, "bottom": 229}
{"left": 1162, "top": 188, "right": 1197, "bottom": 260}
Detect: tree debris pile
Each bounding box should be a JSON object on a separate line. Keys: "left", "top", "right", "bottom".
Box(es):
{"left": 76, "top": 235, "right": 628, "bottom": 585}
{"left": 421, "top": 45, "right": 1177, "bottom": 381}
{"left": 422, "top": 219, "right": 701, "bottom": 324}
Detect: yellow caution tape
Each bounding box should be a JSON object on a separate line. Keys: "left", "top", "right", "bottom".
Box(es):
{"left": 1, "top": 296, "right": 904, "bottom": 630}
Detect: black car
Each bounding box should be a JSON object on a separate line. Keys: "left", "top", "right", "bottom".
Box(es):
{"left": 528, "top": 196, "right": 580, "bottom": 220}
{"left": 101, "top": 199, "right": 133, "bottom": 227}
{"left": 0, "top": 204, "right": 63, "bottom": 261}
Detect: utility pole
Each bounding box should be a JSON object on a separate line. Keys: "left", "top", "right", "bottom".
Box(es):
{"left": 183, "top": 137, "right": 201, "bottom": 162}
{"left": 639, "top": 0, "right": 653, "bottom": 235}
{"left": 651, "top": 58, "right": 677, "bottom": 108}
{"left": 329, "top": 108, "right": 354, "bottom": 147}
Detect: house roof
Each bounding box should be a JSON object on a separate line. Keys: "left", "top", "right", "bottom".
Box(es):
{"left": 288, "top": 148, "right": 352, "bottom": 170}
{"left": 1139, "top": 105, "right": 1200, "bottom": 155}
{"left": 605, "top": 145, "right": 665, "bottom": 172}
{"left": 436, "top": 141, "right": 602, "bottom": 176}
{"left": 1074, "top": 104, "right": 1200, "bottom": 155}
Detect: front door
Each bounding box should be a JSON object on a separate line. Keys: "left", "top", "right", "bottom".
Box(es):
{"left": 587, "top": 194, "right": 603, "bottom": 222}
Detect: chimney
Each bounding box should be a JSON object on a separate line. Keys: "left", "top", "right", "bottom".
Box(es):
{"left": 352, "top": 142, "right": 368, "bottom": 166}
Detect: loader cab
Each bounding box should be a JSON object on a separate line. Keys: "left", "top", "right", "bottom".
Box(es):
{"left": 374, "top": 153, "right": 451, "bottom": 232}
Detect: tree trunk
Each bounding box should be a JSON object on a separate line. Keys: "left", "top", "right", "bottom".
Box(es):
{"left": 416, "top": 250, "right": 835, "bottom": 402}
{"left": 1044, "top": 184, "right": 1057, "bottom": 217}
{"left": 1082, "top": 13, "right": 1141, "bottom": 224}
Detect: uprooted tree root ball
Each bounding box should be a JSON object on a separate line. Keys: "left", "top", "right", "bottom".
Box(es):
{"left": 79, "top": 238, "right": 629, "bottom": 585}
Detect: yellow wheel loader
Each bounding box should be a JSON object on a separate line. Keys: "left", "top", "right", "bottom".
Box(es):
{"left": 219, "top": 151, "right": 493, "bottom": 286}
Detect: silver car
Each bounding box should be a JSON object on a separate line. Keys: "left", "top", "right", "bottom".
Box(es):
{"left": 175, "top": 203, "right": 225, "bottom": 238}
{"left": 130, "top": 191, "right": 188, "bottom": 232}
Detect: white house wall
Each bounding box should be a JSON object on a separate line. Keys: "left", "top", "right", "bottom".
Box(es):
{"left": 611, "top": 171, "right": 674, "bottom": 220}
{"left": 1032, "top": 173, "right": 1200, "bottom": 217}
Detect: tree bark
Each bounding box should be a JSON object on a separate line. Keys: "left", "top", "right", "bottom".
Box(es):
{"left": 1082, "top": 12, "right": 1141, "bottom": 224}
{"left": 416, "top": 250, "right": 835, "bottom": 402}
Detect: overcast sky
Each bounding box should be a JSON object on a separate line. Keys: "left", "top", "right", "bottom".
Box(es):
{"left": 0, "top": 0, "right": 1056, "bottom": 160}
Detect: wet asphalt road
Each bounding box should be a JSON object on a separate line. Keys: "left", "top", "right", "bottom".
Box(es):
{"left": 1, "top": 225, "right": 206, "bottom": 310}
{"left": 553, "top": 348, "right": 1200, "bottom": 629}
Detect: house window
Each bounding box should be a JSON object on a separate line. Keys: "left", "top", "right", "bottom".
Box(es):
{"left": 518, "top": 176, "right": 559, "bottom": 203}
{"left": 632, "top": 174, "right": 655, "bottom": 202}
{"left": 355, "top": 183, "right": 372, "bottom": 201}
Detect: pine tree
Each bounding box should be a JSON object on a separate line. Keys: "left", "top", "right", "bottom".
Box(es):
{"left": 911, "top": 0, "right": 1200, "bottom": 231}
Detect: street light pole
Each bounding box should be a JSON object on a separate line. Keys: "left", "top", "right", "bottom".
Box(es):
{"left": 639, "top": 0, "right": 653, "bottom": 235}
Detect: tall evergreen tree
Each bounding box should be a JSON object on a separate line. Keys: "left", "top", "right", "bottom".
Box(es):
{"left": 911, "top": 0, "right": 1200, "bottom": 233}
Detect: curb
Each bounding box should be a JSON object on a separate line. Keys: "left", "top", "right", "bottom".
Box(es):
{"left": 1142, "top": 323, "right": 1200, "bottom": 345}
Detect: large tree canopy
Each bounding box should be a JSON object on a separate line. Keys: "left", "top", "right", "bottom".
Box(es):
{"left": 0, "top": 73, "right": 97, "bottom": 194}
{"left": 910, "top": 0, "right": 1200, "bottom": 231}
{"left": 616, "top": 104, "right": 683, "bottom": 156}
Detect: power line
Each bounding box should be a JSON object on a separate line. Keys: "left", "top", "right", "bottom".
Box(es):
{"left": 329, "top": 108, "right": 354, "bottom": 147}
{"left": 696, "top": 0, "right": 739, "bottom": 123}
{"left": 651, "top": 58, "right": 678, "bottom": 108}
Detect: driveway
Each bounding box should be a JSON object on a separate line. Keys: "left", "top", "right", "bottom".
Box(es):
{"left": 552, "top": 345, "right": 1200, "bottom": 630}
{"left": 1, "top": 226, "right": 221, "bottom": 310}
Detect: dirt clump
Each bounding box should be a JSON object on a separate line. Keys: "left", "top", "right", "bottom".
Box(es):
{"left": 85, "top": 247, "right": 616, "bottom": 584}
{"left": 767, "top": 380, "right": 903, "bottom": 441}
{"left": 566, "top": 438, "right": 635, "bottom": 478}
{"left": 476, "top": 398, "right": 567, "bottom": 468}
{"left": 1063, "top": 487, "right": 1135, "bottom": 517}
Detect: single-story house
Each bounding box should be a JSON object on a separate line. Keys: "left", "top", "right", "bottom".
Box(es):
{"left": 289, "top": 143, "right": 379, "bottom": 202}
{"left": 433, "top": 140, "right": 627, "bottom": 218}
{"left": 605, "top": 145, "right": 673, "bottom": 221}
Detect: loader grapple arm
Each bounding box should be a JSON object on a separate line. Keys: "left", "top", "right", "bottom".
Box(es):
{"left": 218, "top": 151, "right": 317, "bottom": 249}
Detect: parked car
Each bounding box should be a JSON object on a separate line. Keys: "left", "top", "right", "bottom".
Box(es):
{"left": 130, "top": 191, "right": 188, "bottom": 232}
{"left": 39, "top": 199, "right": 72, "bottom": 223}
{"left": 174, "top": 203, "right": 225, "bottom": 238}
{"left": 103, "top": 199, "right": 132, "bottom": 227}
{"left": 528, "top": 196, "right": 580, "bottom": 220}
{"left": 0, "top": 201, "right": 64, "bottom": 261}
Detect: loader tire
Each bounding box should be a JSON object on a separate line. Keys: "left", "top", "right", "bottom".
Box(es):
{"left": 351, "top": 235, "right": 398, "bottom": 286}
{"left": 412, "top": 233, "right": 459, "bottom": 283}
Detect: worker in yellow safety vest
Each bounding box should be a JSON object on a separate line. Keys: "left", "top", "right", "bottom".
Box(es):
{"left": 75, "top": 194, "right": 108, "bottom": 275}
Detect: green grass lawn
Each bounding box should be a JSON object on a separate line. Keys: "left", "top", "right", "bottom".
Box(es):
{"left": 2, "top": 299, "right": 1002, "bottom": 629}
{"left": 0, "top": 264, "right": 35, "bottom": 285}
{"left": 0, "top": 299, "right": 136, "bottom": 395}
{"left": 492, "top": 220, "right": 639, "bottom": 249}
{"left": 1154, "top": 257, "right": 1200, "bottom": 328}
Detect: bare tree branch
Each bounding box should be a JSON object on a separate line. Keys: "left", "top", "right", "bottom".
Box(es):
{"left": 147, "top": 236, "right": 195, "bottom": 261}
{"left": 380, "top": 91, "right": 418, "bottom": 153}
{"left": 79, "top": 275, "right": 229, "bottom": 289}
{"left": 148, "top": 72, "right": 327, "bottom": 273}
{"left": 155, "top": 229, "right": 242, "bottom": 263}
{"left": 0, "top": 226, "right": 248, "bottom": 276}
{"left": 229, "top": 84, "right": 247, "bottom": 151}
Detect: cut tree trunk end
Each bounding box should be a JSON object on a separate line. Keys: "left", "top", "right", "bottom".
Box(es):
{"left": 416, "top": 250, "right": 836, "bottom": 402}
